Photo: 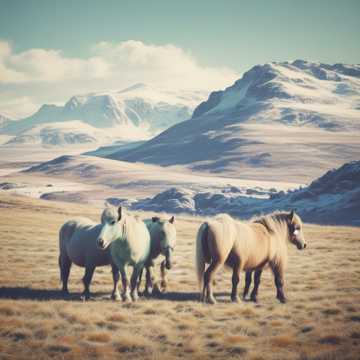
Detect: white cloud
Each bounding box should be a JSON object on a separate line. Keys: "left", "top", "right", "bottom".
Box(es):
{"left": 0, "top": 39, "right": 239, "bottom": 118}
{"left": 0, "top": 95, "right": 40, "bottom": 119}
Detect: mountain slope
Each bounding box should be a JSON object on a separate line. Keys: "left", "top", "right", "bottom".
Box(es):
{"left": 0, "top": 84, "right": 206, "bottom": 137}
{"left": 113, "top": 60, "right": 360, "bottom": 181}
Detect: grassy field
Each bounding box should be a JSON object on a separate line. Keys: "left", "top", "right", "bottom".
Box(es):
{"left": 0, "top": 192, "right": 359, "bottom": 360}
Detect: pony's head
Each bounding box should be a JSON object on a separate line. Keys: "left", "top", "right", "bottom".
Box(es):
{"left": 286, "top": 210, "right": 306, "bottom": 250}
{"left": 152, "top": 216, "right": 176, "bottom": 269}
{"left": 97, "top": 205, "right": 126, "bottom": 250}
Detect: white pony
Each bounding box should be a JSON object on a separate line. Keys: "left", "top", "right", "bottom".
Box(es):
{"left": 97, "top": 206, "right": 151, "bottom": 302}
{"left": 139, "top": 216, "right": 177, "bottom": 295}
{"left": 59, "top": 207, "right": 121, "bottom": 300}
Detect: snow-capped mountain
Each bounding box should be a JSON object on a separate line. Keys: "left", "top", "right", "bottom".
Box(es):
{"left": 5, "top": 121, "right": 113, "bottom": 146}
{"left": 192, "top": 60, "right": 360, "bottom": 130}
{"left": 114, "top": 61, "right": 360, "bottom": 181}
{"left": 0, "top": 84, "right": 207, "bottom": 141}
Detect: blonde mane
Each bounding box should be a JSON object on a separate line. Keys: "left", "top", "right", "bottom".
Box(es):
{"left": 252, "top": 211, "right": 289, "bottom": 236}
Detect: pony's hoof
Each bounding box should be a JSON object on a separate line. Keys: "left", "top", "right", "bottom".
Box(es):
{"left": 231, "top": 296, "right": 240, "bottom": 303}
{"left": 160, "top": 281, "right": 167, "bottom": 292}
{"left": 80, "top": 293, "right": 91, "bottom": 301}
{"left": 153, "top": 285, "right": 165, "bottom": 297}
{"left": 61, "top": 289, "right": 70, "bottom": 296}
{"left": 144, "top": 287, "right": 153, "bottom": 297}
{"left": 206, "top": 296, "right": 217, "bottom": 305}
{"left": 278, "top": 297, "right": 287, "bottom": 304}
{"left": 122, "top": 294, "right": 131, "bottom": 302}
{"left": 131, "top": 293, "right": 139, "bottom": 302}
{"left": 111, "top": 293, "right": 121, "bottom": 302}
{"left": 250, "top": 296, "right": 258, "bottom": 303}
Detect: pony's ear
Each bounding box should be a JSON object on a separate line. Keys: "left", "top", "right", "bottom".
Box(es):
{"left": 289, "top": 210, "right": 295, "bottom": 222}
{"left": 118, "top": 206, "right": 122, "bottom": 221}
{"left": 169, "top": 216, "right": 175, "bottom": 224}
{"left": 152, "top": 216, "right": 160, "bottom": 222}
{"left": 104, "top": 200, "right": 110, "bottom": 208}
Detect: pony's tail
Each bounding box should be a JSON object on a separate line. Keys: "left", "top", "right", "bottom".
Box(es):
{"left": 58, "top": 254, "right": 62, "bottom": 283}
{"left": 58, "top": 224, "right": 66, "bottom": 284}
{"left": 195, "top": 222, "right": 208, "bottom": 290}
{"left": 58, "top": 221, "right": 75, "bottom": 284}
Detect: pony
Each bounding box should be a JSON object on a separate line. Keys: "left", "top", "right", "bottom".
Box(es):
{"left": 138, "top": 216, "right": 177, "bottom": 295}
{"left": 195, "top": 210, "right": 306, "bottom": 304}
{"left": 59, "top": 208, "right": 121, "bottom": 301}
{"left": 97, "top": 206, "right": 151, "bottom": 302}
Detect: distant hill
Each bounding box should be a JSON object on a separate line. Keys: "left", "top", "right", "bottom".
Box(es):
{"left": 5, "top": 121, "right": 111, "bottom": 146}
{"left": 129, "top": 160, "right": 360, "bottom": 226}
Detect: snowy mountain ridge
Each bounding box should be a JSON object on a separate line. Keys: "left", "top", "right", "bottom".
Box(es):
{"left": 0, "top": 84, "right": 207, "bottom": 143}
{"left": 192, "top": 60, "right": 360, "bottom": 130}
{"left": 114, "top": 60, "right": 360, "bottom": 180}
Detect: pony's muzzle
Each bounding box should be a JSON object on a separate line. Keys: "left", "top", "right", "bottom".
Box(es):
{"left": 165, "top": 258, "right": 172, "bottom": 270}
{"left": 165, "top": 248, "right": 173, "bottom": 269}
{"left": 296, "top": 241, "right": 306, "bottom": 250}
{"left": 97, "top": 238, "right": 106, "bottom": 249}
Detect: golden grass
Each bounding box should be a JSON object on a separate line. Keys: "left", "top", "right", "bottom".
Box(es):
{"left": 0, "top": 193, "right": 360, "bottom": 359}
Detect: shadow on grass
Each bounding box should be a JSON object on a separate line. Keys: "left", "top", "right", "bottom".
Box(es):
{"left": 0, "top": 286, "right": 231, "bottom": 303}
{"left": 151, "top": 290, "right": 230, "bottom": 302}
{"left": 0, "top": 287, "right": 110, "bottom": 301}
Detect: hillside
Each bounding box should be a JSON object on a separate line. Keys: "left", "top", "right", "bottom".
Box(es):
{"left": 127, "top": 160, "right": 360, "bottom": 226}
{"left": 113, "top": 61, "right": 360, "bottom": 181}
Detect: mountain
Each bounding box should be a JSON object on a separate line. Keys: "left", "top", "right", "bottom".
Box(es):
{"left": 112, "top": 60, "right": 360, "bottom": 182}
{"left": 0, "top": 114, "right": 12, "bottom": 127}
{"left": 128, "top": 160, "right": 360, "bottom": 226}
{"left": 0, "top": 84, "right": 207, "bottom": 139}
{"left": 5, "top": 121, "right": 112, "bottom": 146}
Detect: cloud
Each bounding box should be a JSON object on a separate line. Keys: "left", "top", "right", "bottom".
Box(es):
{"left": 92, "top": 40, "right": 237, "bottom": 90}
{"left": 0, "top": 39, "right": 239, "bottom": 118}
{"left": 0, "top": 96, "right": 39, "bottom": 119}
{"left": 0, "top": 40, "right": 110, "bottom": 83}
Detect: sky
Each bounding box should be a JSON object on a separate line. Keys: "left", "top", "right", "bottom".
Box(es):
{"left": 0, "top": 0, "right": 359, "bottom": 118}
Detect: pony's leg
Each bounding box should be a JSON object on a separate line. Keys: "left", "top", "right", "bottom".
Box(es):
{"left": 145, "top": 266, "right": 154, "bottom": 296}
{"left": 59, "top": 254, "right": 72, "bottom": 294}
{"left": 243, "top": 271, "right": 252, "bottom": 300}
{"left": 231, "top": 263, "right": 241, "bottom": 303}
{"left": 130, "top": 265, "right": 142, "bottom": 302}
{"left": 250, "top": 269, "right": 263, "bottom": 303}
{"left": 137, "top": 267, "right": 143, "bottom": 293}
{"left": 271, "top": 264, "right": 286, "bottom": 303}
{"left": 111, "top": 263, "right": 121, "bottom": 301}
{"left": 81, "top": 265, "right": 95, "bottom": 300}
{"left": 203, "top": 260, "right": 223, "bottom": 304}
{"left": 159, "top": 259, "right": 168, "bottom": 293}
{"left": 119, "top": 267, "right": 131, "bottom": 302}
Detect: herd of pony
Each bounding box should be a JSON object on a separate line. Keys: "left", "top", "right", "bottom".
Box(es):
{"left": 59, "top": 205, "right": 307, "bottom": 304}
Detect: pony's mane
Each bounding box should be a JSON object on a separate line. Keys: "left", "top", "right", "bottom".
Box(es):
{"left": 252, "top": 211, "right": 289, "bottom": 235}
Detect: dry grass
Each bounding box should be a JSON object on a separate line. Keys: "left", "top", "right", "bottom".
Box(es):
{"left": 0, "top": 192, "right": 360, "bottom": 359}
